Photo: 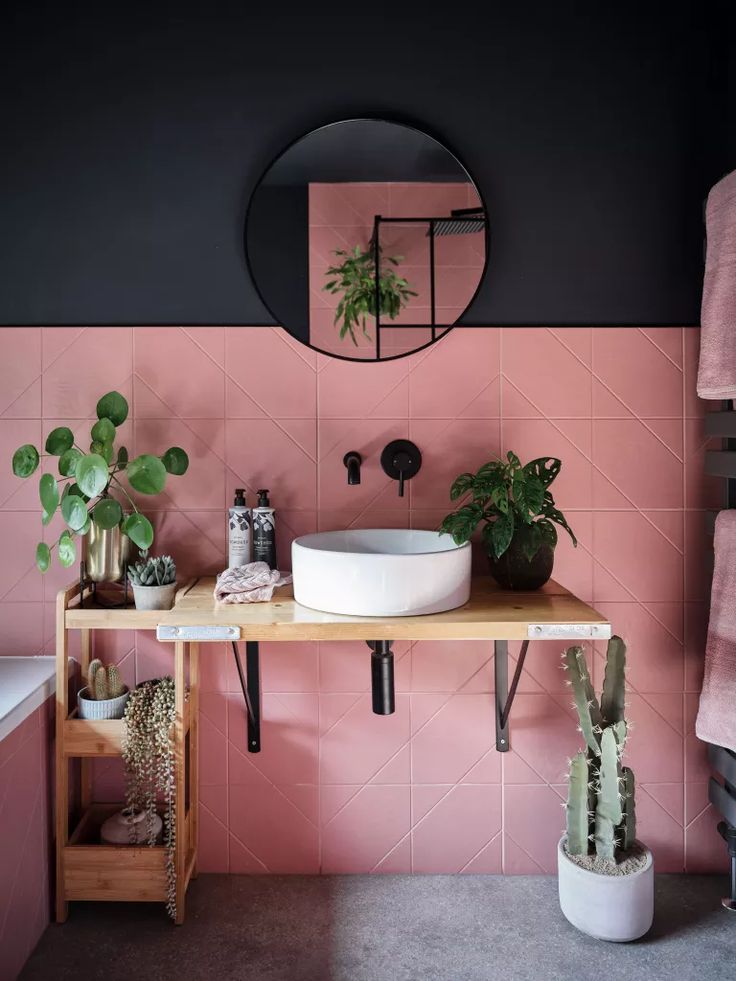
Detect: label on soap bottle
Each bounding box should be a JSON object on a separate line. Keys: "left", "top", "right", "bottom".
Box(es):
{"left": 228, "top": 508, "right": 252, "bottom": 567}
{"left": 253, "top": 509, "right": 276, "bottom": 569}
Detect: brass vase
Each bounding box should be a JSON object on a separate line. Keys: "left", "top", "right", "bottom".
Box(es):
{"left": 83, "top": 522, "right": 132, "bottom": 582}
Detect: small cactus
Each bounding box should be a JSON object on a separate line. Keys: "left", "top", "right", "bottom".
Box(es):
{"left": 563, "top": 636, "right": 637, "bottom": 866}
{"left": 107, "top": 663, "right": 125, "bottom": 698}
{"left": 127, "top": 555, "right": 176, "bottom": 587}
{"left": 84, "top": 657, "right": 126, "bottom": 701}
{"left": 94, "top": 667, "right": 109, "bottom": 700}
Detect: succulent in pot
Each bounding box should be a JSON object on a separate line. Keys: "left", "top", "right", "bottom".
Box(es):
{"left": 10, "top": 390, "right": 189, "bottom": 580}
{"left": 439, "top": 452, "right": 577, "bottom": 589}
{"left": 558, "top": 637, "right": 653, "bottom": 942}
{"left": 78, "top": 658, "right": 129, "bottom": 720}
{"left": 128, "top": 554, "right": 177, "bottom": 610}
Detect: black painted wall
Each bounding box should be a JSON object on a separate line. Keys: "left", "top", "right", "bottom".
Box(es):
{"left": 0, "top": 1, "right": 729, "bottom": 326}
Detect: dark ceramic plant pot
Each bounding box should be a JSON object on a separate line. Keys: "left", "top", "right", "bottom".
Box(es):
{"left": 487, "top": 531, "right": 554, "bottom": 590}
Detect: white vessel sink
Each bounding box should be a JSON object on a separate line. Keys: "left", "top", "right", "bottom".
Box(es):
{"left": 291, "top": 529, "right": 472, "bottom": 617}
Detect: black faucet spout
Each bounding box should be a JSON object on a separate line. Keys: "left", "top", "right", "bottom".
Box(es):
{"left": 343, "top": 451, "right": 362, "bottom": 485}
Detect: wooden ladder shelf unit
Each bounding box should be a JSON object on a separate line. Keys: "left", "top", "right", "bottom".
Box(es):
{"left": 55, "top": 580, "right": 199, "bottom": 925}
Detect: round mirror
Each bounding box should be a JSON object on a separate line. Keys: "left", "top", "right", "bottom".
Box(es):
{"left": 245, "top": 119, "right": 488, "bottom": 362}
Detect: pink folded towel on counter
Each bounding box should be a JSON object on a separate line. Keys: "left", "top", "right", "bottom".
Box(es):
{"left": 697, "top": 169, "right": 736, "bottom": 400}
{"left": 214, "top": 563, "right": 293, "bottom": 604}
{"left": 696, "top": 510, "right": 736, "bottom": 752}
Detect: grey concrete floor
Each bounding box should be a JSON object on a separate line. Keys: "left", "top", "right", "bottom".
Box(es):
{"left": 20, "top": 874, "right": 736, "bottom": 981}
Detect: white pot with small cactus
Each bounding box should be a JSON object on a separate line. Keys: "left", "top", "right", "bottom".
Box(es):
{"left": 78, "top": 658, "right": 129, "bottom": 720}
{"left": 128, "top": 555, "right": 177, "bottom": 610}
{"left": 558, "top": 637, "right": 654, "bottom": 943}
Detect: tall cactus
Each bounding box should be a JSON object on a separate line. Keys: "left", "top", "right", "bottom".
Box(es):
{"left": 621, "top": 767, "right": 636, "bottom": 850}
{"left": 600, "top": 635, "right": 626, "bottom": 724}
{"left": 563, "top": 636, "right": 636, "bottom": 866}
{"left": 594, "top": 727, "right": 622, "bottom": 861}
{"left": 565, "top": 752, "right": 590, "bottom": 856}
{"left": 563, "top": 646, "right": 602, "bottom": 756}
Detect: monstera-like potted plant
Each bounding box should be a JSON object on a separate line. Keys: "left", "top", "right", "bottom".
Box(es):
{"left": 11, "top": 390, "right": 188, "bottom": 579}
{"left": 558, "top": 638, "right": 653, "bottom": 942}
{"left": 323, "top": 244, "right": 417, "bottom": 346}
{"left": 439, "top": 452, "right": 576, "bottom": 589}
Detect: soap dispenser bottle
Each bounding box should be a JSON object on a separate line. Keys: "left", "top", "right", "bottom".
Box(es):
{"left": 253, "top": 488, "right": 277, "bottom": 569}
{"left": 228, "top": 488, "right": 252, "bottom": 568}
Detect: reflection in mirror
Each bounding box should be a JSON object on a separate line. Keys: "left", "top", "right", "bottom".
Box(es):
{"left": 245, "top": 119, "right": 487, "bottom": 362}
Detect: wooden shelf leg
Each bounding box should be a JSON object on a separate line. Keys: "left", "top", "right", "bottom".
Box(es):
{"left": 189, "top": 641, "right": 199, "bottom": 880}
{"left": 55, "top": 592, "right": 69, "bottom": 923}
{"left": 174, "top": 640, "right": 186, "bottom": 924}
{"left": 79, "top": 629, "right": 93, "bottom": 810}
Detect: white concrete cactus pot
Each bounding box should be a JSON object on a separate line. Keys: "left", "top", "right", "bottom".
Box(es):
{"left": 77, "top": 685, "right": 129, "bottom": 720}
{"left": 557, "top": 837, "right": 654, "bottom": 942}
{"left": 132, "top": 581, "right": 177, "bottom": 611}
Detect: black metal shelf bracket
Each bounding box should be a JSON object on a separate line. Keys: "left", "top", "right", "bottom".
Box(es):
{"left": 231, "top": 641, "right": 261, "bottom": 753}
{"left": 368, "top": 640, "right": 395, "bottom": 715}
{"left": 494, "top": 639, "right": 530, "bottom": 752}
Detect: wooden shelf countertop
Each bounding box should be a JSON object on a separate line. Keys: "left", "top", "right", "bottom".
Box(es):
{"left": 65, "top": 576, "right": 611, "bottom": 643}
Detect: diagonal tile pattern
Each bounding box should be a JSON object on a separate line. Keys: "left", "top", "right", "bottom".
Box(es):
{"left": 0, "top": 324, "right": 723, "bottom": 874}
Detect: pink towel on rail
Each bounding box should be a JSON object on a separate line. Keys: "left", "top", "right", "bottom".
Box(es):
{"left": 697, "top": 169, "right": 736, "bottom": 400}
{"left": 214, "top": 563, "right": 292, "bottom": 604}
{"left": 696, "top": 510, "right": 736, "bottom": 751}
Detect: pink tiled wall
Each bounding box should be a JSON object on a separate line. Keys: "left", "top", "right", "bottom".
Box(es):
{"left": 0, "top": 325, "right": 724, "bottom": 876}
{"left": 308, "top": 183, "right": 484, "bottom": 359}
{"left": 0, "top": 702, "right": 52, "bottom": 981}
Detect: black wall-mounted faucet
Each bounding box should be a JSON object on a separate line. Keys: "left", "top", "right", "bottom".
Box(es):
{"left": 380, "top": 440, "right": 422, "bottom": 497}
{"left": 343, "top": 451, "right": 362, "bottom": 485}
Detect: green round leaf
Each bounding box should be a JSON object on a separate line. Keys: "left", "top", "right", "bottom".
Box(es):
{"left": 92, "top": 498, "right": 123, "bottom": 530}
{"left": 79, "top": 513, "right": 91, "bottom": 536}
{"left": 117, "top": 446, "right": 129, "bottom": 470}
{"left": 58, "top": 531, "right": 76, "bottom": 568}
{"left": 91, "top": 417, "right": 115, "bottom": 443}
{"left": 36, "top": 542, "right": 50, "bottom": 573}
{"left": 161, "top": 446, "right": 189, "bottom": 476}
{"left": 58, "top": 447, "right": 82, "bottom": 477}
{"left": 39, "top": 473, "right": 59, "bottom": 517}
{"left": 44, "top": 427, "right": 74, "bottom": 456}
{"left": 75, "top": 454, "right": 110, "bottom": 499}
{"left": 90, "top": 440, "right": 114, "bottom": 465}
{"left": 64, "top": 482, "right": 89, "bottom": 503}
{"left": 96, "top": 391, "right": 128, "bottom": 426}
{"left": 41, "top": 509, "right": 53, "bottom": 527}
{"left": 127, "top": 454, "right": 167, "bottom": 495}
{"left": 122, "top": 512, "right": 154, "bottom": 550}
{"left": 12, "top": 444, "right": 39, "bottom": 478}
{"left": 61, "top": 494, "right": 89, "bottom": 532}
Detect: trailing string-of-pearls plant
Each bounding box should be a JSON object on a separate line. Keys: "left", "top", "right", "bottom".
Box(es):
{"left": 122, "top": 677, "right": 178, "bottom": 919}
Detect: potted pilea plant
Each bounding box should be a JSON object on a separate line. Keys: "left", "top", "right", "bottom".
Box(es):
{"left": 11, "top": 390, "right": 189, "bottom": 580}
{"left": 558, "top": 638, "right": 653, "bottom": 942}
{"left": 77, "top": 657, "right": 129, "bottom": 720}
{"left": 323, "top": 244, "right": 418, "bottom": 346}
{"left": 439, "top": 452, "right": 577, "bottom": 590}
{"left": 127, "top": 555, "right": 177, "bottom": 610}
{"left": 122, "top": 677, "right": 178, "bottom": 920}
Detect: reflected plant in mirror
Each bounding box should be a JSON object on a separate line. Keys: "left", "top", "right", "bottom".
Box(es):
{"left": 245, "top": 118, "right": 487, "bottom": 361}
{"left": 10, "top": 390, "right": 189, "bottom": 572}
{"left": 323, "top": 244, "right": 417, "bottom": 345}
